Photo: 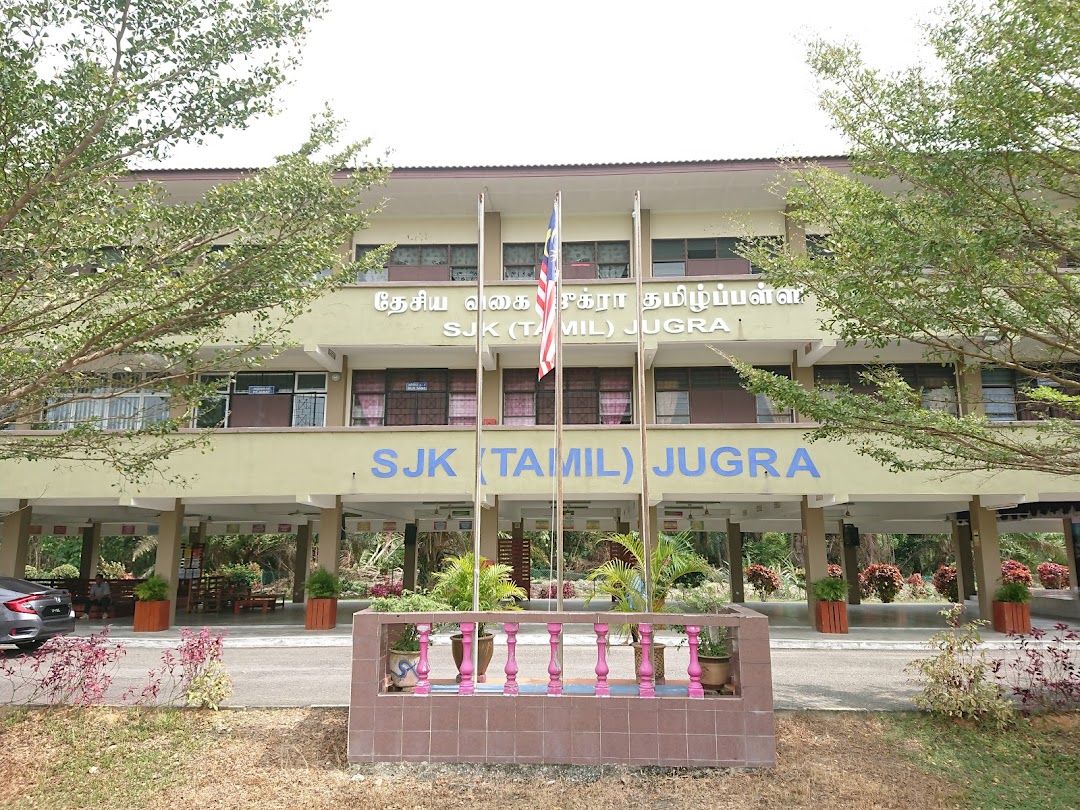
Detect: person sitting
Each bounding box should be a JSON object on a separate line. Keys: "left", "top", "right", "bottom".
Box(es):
{"left": 83, "top": 575, "right": 112, "bottom": 619}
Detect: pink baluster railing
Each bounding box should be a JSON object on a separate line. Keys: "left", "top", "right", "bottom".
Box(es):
{"left": 686, "top": 625, "right": 704, "bottom": 698}
{"left": 458, "top": 621, "right": 475, "bottom": 695}
{"left": 638, "top": 623, "right": 655, "bottom": 698}
{"left": 414, "top": 622, "right": 432, "bottom": 696}
{"left": 503, "top": 622, "right": 519, "bottom": 696}
{"left": 547, "top": 622, "right": 563, "bottom": 695}
{"left": 594, "top": 623, "right": 610, "bottom": 697}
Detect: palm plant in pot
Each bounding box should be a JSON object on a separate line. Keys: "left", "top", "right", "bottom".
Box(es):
{"left": 367, "top": 591, "right": 452, "bottom": 689}
{"left": 429, "top": 552, "right": 525, "bottom": 681}
{"left": 675, "top": 581, "right": 731, "bottom": 691}
{"left": 585, "top": 532, "right": 708, "bottom": 683}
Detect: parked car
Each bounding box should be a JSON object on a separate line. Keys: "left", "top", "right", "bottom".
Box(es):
{"left": 1, "top": 577, "right": 76, "bottom": 651}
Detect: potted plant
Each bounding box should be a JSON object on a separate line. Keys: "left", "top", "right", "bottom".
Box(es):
{"left": 675, "top": 582, "right": 732, "bottom": 691}
{"left": 367, "top": 591, "right": 452, "bottom": 689}
{"left": 429, "top": 552, "right": 525, "bottom": 681}
{"left": 132, "top": 574, "right": 171, "bottom": 632}
{"left": 810, "top": 575, "right": 850, "bottom": 634}
{"left": 304, "top": 566, "right": 341, "bottom": 630}
{"left": 585, "top": 532, "right": 708, "bottom": 683}
{"left": 992, "top": 581, "right": 1031, "bottom": 634}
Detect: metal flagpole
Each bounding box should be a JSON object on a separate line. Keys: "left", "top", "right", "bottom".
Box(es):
{"left": 633, "top": 190, "right": 654, "bottom": 612}
{"left": 471, "top": 192, "right": 485, "bottom": 675}
{"left": 554, "top": 191, "right": 565, "bottom": 614}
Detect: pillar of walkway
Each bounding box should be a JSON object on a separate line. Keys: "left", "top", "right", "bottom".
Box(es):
{"left": 78, "top": 522, "right": 103, "bottom": 580}
{"left": 0, "top": 499, "right": 32, "bottom": 578}
{"left": 292, "top": 523, "right": 311, "bottom": 603}
{"left": 403, "top": 522, "right": 418, "bottom": 591}
{"left": 1064, "top": 519, "right": 1080, "bottom": 591}
{"left": 725, "top": 519, "right": 745, "bottom": 603}
{"left": 969, "top": 496, "right": 1002, "bottom": 620}
{"left": 951, "top": 520, "right": 975, "bottom": 601}
{"left": 155, "top": 500, "right": 185, "bottom": 628}
{"left": 316, "top": 497, "right": 343, "bottom": 575}
{"left": 840, "top": 522, "right": 861, "bottom": 605}
{"left": 479, "top": 497, "right": 499, "bottom": 561}
{"left": 801, "top": 496, "right": 829, "bottom": 624}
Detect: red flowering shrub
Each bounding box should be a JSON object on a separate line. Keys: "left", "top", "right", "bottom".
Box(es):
{"left": 744, "top": 564, "right": 781, "bottom": 600}
{"left": 369, "top": 579, "right": 403, "bottom": 598}
{"left": 858, "top": 570, "right": 873, "bottom": 599}
{"left": 1036, "top": 562, "right": 1070, "bottom": 590}
{"left": 533, "top": 580, "right": 576, "bottom": 599}
{"left": 828, "top": 564, "right": 844, "bottom": 579}
{"left": 0, "top": 630, "right": 125, "bottom": 706}
{"left": 994, "top": 623, "right": 1080, "bottom": 712}
{"left": 863, "top": 563, "right": 904, "bottom": 602}
{"left": 1000, "top": 560, "right": 1033, "bottom": 586}
{"left": 906, "top": 573, "right": 929, "bottom": 599}
{"left": 933, "top": 565, "right": 959, "bottom": 602}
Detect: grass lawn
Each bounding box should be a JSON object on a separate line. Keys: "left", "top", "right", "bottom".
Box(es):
{"left": 0, "top": 707, "right": 1076, "bottom": 809}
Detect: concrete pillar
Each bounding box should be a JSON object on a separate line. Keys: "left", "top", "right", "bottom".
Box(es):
{"left": 316, "top": 497, "right": 343, "bottom": 574}
{"left": 952, "top": 520, "right": 976, "bottom": 600}
{"left": 155, "top": 500, "right": 185, "bottom": 628}
{"left": 0, "top": 499, "right": 32, "bottom": 577}
{"left": 956, "top": 365, "right": 984, "bottom": 417}
{"left": 969, "top": 496, "right": 1002, "bottom": 620}
{"left": 324, "top": 354, "right": 350, "bottom": 427}
{"left": 841, "top": 523, "right": 861, "bottom": 605}
{"left": 636, "top": 208, "right": 653, "bottom": 278}
{"left": 403, "top": 522, "right": 418, "bottom": 591}
{"left": 784, "top": 204, "right": 807, "bottom": 255}
{"left": 726, "top": 520, "right": 744, "bottom": 603}
{"left": 1065, "top": 519, "right": 1079, "bottom": 591}
{"left": 791, "top": 351, "right": 815, "bottom": 423}
{"left": 479, "top": 497, "right": 499, "bottom": 561}
{"left": 482, "top": 368, "right": 499, "bottom": 425}
{"left": 801, "top": 496, "right": 829, "bottom": 623}
{"left": 78, "top": 523, "right": 103, "bottom": 580}
{"left": 482, "top": 211, "right": 502, "bottom": 282}
{"left": 293, "top": 523, "right": 311, "bottom": 603}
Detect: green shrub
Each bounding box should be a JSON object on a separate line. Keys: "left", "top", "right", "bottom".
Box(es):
{"left": 133, "top": 575, "right": 169, "bottom": 602}
{"left": 185, "top": 661, "right": 233, "bottom": 710}
{"left": 367, "top": 591, "right": 452, "bottom": 652}
{"left": 810, "top": 576, "right": 849, "bottom": 602}
{"left": 304, "top": 567, "right": 341, "bottom": 599}
{"left": 994, "top": 581, "right": 1031, "bottom": 603}
{"left": 214, "top": 561, "right": 262, "bottom": 589}
{"left": 49, "top": 563, "right": 80, "bottom": 579}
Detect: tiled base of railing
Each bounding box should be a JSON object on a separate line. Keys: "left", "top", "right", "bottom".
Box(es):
{"left": 349, "top": 608, "right": 776, "bottom": 768}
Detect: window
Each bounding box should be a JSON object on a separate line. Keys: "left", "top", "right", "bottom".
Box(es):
{"left": 814, "top": 364, "right": 958, "bottom": 416}
{"left": 503, "top": 241, "right": 630, "bottom": 280}
{"left": 650, "top": 237, "right": 774, "bottom": 277}
{"left": 46, "top": 372, "right": 170, "bottom": 430}
{"left": 353, "top": 244, "right": 478, "bottom": 282}
{"left": 351, "top": 369, "right": 476, "bottom": 426}
{"left": 195, "top": 372, "right": 327, "bottom": 428}
{"left": 503, "top": 368, "right": 633, "bottom": 425}
{"left": 654, "top": 367, "right": 792, "bottom": 424}
{"left": 980, "top": 368, "right": 1079, "bottom": 422}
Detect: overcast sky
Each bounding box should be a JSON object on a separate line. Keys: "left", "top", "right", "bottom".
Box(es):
{"left": 165, "top": 0, "right": 945, "bottom": 169}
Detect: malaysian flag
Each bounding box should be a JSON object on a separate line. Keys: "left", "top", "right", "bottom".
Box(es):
{"left": 535, "top": 202, "right": 559, "bottom": 379}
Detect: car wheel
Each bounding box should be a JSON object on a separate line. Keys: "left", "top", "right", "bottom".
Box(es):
{"left": 14, "top": 639, "right": 46, "bottom": 652}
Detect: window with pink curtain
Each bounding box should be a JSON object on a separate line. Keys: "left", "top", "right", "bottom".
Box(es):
{"left": 502, "top": 368, "right": 633, "bottom": 425}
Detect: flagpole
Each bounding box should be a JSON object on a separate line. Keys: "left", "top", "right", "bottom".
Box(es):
{"left": 554, "top": 191, "right": 565, "bottom": 614}
{"left": 633, "top": 190, "right": 654, "bottom": 612}
{"left": 471, "top": 192, "right": 485, "bottom": 675}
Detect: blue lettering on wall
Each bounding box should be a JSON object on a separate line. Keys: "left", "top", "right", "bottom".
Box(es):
{"left": 786, "top": 447, "right": 821, "bottom": 478}
{"left": 371, "top": 448, "right": 397, "bottom": 479}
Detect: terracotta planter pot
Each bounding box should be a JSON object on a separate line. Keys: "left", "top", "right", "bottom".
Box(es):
{"left": 305, "top": 597, "right": 338, "bottom": 630}
{"left": 133, "top": 599, "right": 170, "bottom": 632}
{"left": 698, "top": 655, "right": 731, "bottom": 692}
{"left": 992, "top": 601, "right": 1030, "bottom": 634}
{"left": 633, "top": 642, "right": 666, "bottom": 684}
{"left": 451, "top": 632, "right": 495, "bottom": 682}
{"left": 387, "top": 649, "right": 421, "bottom": 690}
{"left": 814, "top": 600, "right": 849, "bottom": 634}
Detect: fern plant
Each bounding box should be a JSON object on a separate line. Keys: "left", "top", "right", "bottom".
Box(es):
{"left": 429, "top": 553, "right": 525, "bottom": 635}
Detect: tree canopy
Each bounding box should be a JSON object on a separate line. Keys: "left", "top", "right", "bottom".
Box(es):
{"left": 738, "top": 0, "right": 1080, "bottom": 477}
{"left": 0, "top": 0, "right": 387, "bottom": 479}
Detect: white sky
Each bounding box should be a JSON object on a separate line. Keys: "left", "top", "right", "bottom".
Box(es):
{"left": 164, "top": 0, "right": 945, "bottom": 169}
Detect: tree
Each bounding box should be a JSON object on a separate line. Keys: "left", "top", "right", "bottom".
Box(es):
{"left": 0, "top": 0, "right": 388, "bottom": 480}
{"left": 737, "top": 0, "right": 1080, "bottom": 477}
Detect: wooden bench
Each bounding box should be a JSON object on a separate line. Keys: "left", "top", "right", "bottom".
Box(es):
{"left": 29, "top": 578, "right": 144, "bottom": 618}
{"left": 233, "top": 593, "right": 287, "bottom": 615}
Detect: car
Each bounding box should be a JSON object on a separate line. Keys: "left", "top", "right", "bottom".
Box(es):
{"left": 0, "top": 577, "right": 77, "bottom": 652}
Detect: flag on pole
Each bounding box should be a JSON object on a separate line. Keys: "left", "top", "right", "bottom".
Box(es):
{"left": 535, "top": 202, "right": 559, "bottom": 379}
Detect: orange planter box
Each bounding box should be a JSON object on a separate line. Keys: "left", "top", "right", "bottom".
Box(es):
{"left": 992, "top": 601, "right": 1030, "bottom": 634}
{"left": 814, "top": 601, "right": 849, "bottom": 634}
{"left": 133, "top": 600, "right": 170, "bottom": 632}
{"left": 305, "top": 597, "right": 338, "bottom": 630}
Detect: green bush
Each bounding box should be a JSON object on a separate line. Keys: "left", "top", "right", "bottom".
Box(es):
{"left": 214, "top": 561, "right": 262, "bottom": 589}
{"left": 367, "top": 591, "right": 452, "bottom": 652}
{"left": 304, "top": 567, "right": 342, "bottom": 599}
{"left": 810, "top": 576, "right": 849, "bottom": 603}
{"left": 49, "top": 563, "right": 80, "bottom": 579}
{"left": 994, "top": 581, "right": 1031, "bottom": 604}
{"left": 133, "top": 575, "right": 169, "bottom": 602}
